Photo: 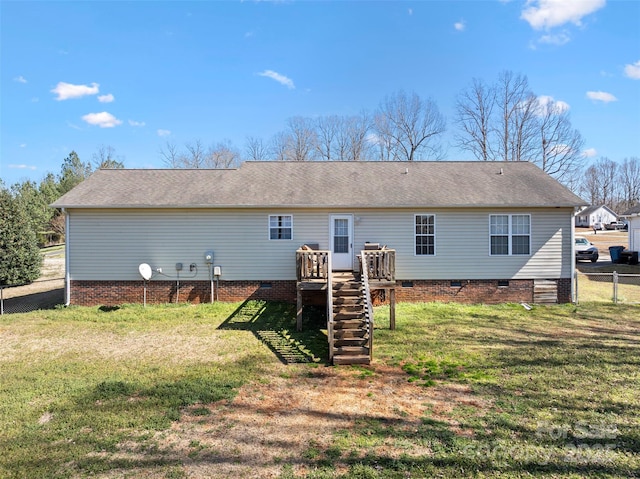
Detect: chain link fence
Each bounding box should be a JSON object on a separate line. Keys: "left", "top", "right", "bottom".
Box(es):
{"left": 575, "top": 270, "right": 640, "bottom": 304}
{"left": 0, "top": 279, "right": 65, "bottom": 315}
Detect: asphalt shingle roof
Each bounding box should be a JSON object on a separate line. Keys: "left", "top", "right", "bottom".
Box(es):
{"left": 52, "top": 161, "right": 587, "bottom": 209}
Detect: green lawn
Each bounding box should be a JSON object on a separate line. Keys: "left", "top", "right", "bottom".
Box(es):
{"left": 1, "top": 301, "right": 639, "bottom": 478}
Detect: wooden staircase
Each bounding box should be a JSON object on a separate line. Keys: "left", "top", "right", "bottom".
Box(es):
{"left": 330, "top": 274, "right": 371, "bottom": 365}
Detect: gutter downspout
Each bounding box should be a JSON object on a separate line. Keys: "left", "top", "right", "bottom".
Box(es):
{"left": 64, "top": 209, "right": 71, "bottom": 306}
{"left": 571, "top": 208, "right": 577, "bottom": 304}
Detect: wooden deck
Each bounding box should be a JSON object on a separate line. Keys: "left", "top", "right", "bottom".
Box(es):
{"left": 296, "top": 248, "right": 396, "bottom": 365}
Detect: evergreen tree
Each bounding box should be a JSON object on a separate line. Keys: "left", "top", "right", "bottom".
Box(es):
{"left": 58, "top": 151, "right": 92, "bottom": 195}
{"left": 0, "top": 187, "right": 42, "bottom": 285}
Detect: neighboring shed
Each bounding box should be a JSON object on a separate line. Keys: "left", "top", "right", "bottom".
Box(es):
{"left": 52, "top": 161, "right": 586, "bottom": 308}
{"left": 575, "top": 204, "right": 617, "bottom": 229}
{"left": 621, "top": 204, "right": 640, "bottom": 251}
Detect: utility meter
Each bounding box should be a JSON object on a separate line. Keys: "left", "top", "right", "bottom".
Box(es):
{"left": 204, "top": 250, "right": 214, "bottom": 264}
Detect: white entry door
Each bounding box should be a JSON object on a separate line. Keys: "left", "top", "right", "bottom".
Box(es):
{"left": 330, "top": 214, "right": 353, "bottom": 271}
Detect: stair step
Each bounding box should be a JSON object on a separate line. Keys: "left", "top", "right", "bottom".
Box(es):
{"left": 334, "top": 305, "right": 363, "bottom": 312}
{"left": 332, "top": 319, "right": 366, "bottom": 329}
{"left": 333, "top": 354, "right": 371, "bottom": 365}
{"left": 333, "top": 281, "right": 361, "bottom": 289}
{"left": 333, "top": 328, "right": 367, "bottom": 339}
{"left": 335, "top": 346, "right": 369, "bottom": 356}
{"left": 332, "top": 289, "right": 361, "bottom": 297}
{"left": 333, "top": 296, "right": 363, "bottom": 304}
{"left": 334, "top": 312, "right": 365, "bottom": 321}
{"left": 334, "top": 338, "right": 368, "bottom": 347}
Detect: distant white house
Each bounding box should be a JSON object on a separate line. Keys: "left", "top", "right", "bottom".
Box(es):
{"left": 575, "top": 205, "right": 617, "bottom": 229}
{"left": 621, "top": 204, "right": 640, "bottom": 251}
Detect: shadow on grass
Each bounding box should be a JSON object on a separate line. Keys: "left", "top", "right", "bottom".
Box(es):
{"left": 218, "top": 300, "right": 328, "bottom": 365}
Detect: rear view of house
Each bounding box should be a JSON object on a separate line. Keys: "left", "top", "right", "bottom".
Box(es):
{"left": 52, "top": 161, "right": 585, "bottom": 308}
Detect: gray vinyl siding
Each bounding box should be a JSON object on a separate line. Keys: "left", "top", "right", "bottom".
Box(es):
{"left": 67, "top": 207, "right": 573, "bottom": 282}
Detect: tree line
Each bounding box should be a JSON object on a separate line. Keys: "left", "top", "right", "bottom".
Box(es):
{"left": 580, "top": 156, "right": 640, "bottom": 214}
{"left": 0, "top": 147, "right": 121, "bottom": 285}
{"left": 161, "top": 71, "right": 584, "bottom": 182}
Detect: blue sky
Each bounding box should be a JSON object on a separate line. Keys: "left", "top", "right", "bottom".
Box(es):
{"left": 1, "top": 0, "right": 639, "bottom": 186}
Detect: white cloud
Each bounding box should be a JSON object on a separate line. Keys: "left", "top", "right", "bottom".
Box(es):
{"left": 521, "top": 0, "right": 606, "bottom": 30}
{"left": 19, "top": 143, "right": 27, "bottom": 148}
{"left": 538, "top": 31, "right": 570, "bottom": 45}
{"left": 157, "top": 129, "right": 171, "bottom": 137}
{"left": 98, "top": 93, "right": 115, "bottom": 103}
{"left": 537, "top": 95, "right": 570, "bottom": 113}
{"left": 624, "top": 60, "right": 640, "bottom": 80}
{"left": 9, "top": 164, "right": 37, "bottom": 171}
{"left": 454, "top": 20, "right": 466, "bottom": 31}
{"left": 258, "top": 70, "right": 295, "bottom": 89}
{"left": 582, "top": 148, "right": 597, "bottom": 158}
{"left": 586, "top": 91, "right": 617, "bottom": 103}
{"left": 408, "top": 8, "right": 413, "bottom": 16}
{"left": 14, "top": 75, "right": 27, "bottom": 83}
{"left": 129, "top": 119, "right": 146, "bottom": 127}
{"left": 51, "top": 82, "right": 99, "bottom": 100}
{"left": 81, "top": 112, "right": 122, "bottom": 128}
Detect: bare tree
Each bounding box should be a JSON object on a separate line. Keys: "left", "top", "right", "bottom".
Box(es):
{"left": 245, "top": 136, "right": 270, "bottom": 162}
{"left": 344, "top": 113, "right": 372, "bottom": 161}
{"left": 581, "top": 165, "right": 600, "bottom": 205}
{"left": 160, "top": 139, "right": 240, "bottom": 168}
{"left": 269, "top": 131, "right": 292, "bottom": 161}
{"left": 494, "top": 71, "right": 535, "bottom": 162}
{"left": 454, "top": 78, "right": 495, "bottom": 161}
{"left": 286, "top": 116, "right": 317, "bottom": 161}
{"left": 455, "top": 70, "right": 585, "bottom": 184}
{"left": 92, "top": 144, "right": 124, "bottom": 169}
{"left": 315, "top": 115, "right": 340, "bottom": 161}
{"left": 184, "top": 140, "right": 208, "bottom": 168}
{"left": 619, "top": 157, "right": 640, "bottom": 211}
{"left": 159, "top": 141, "right": 184, "bottom": 168}
{"left": 372, "top": 111, "right": 396, "bottom": 161}
{"left": 373, "top": 90, "right": 446, "bottom": 161}
{"left": 509, "top": 93, "right": 538, "bottom": 162}
{"left": 536, "top": 99, "right": 584, "bottom": 182}
{"left": 205, "top": 140, "right": 239, "bottom": 168}
{"left": 581, "top": 157, "right": 620, "bottom": 208}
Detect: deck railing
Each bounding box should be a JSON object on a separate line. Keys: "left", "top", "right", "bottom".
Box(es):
{"left": 360, "top": 249, "right": 396, "bottom": 281}
{"left": 296, "top": 249, "right": 330, "bottom": 281}
{"left": 360, "top": 251, "right": 374, "bottom": 361}
{"left": 326, "top": 254, "right": 334, "bottom": 362}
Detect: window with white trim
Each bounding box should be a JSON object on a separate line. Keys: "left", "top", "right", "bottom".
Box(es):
{"left": 490, "top": 214, "right": 530, "bottom": 255}
{"left": 269, "top": 215, "right": 292, "bottom": 240}
{"left": 415, "top": 214, "right": 435, "bottom": 255}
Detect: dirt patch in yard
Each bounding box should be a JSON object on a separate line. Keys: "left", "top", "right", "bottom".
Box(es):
{"left": 101, "top": 365, "right": 486, "bottom": 478}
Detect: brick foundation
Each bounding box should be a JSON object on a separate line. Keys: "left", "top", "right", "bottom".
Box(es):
{"left": 389, "top": 279, "right": 535, "bottom": 305}
{"left": 70, "top": 280, "right": 297, "bottom": 307}
{"left": 557, "top": 277, "right": 572, "bottom": 303}
{"left": 69, "top": 277, "right": 571, "bottom": 307}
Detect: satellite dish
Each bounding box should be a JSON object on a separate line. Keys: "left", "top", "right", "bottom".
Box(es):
{"left": 138, "top": 263, "right": 152, "bottom": 281}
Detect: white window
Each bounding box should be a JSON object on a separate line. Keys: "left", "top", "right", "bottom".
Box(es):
{"left": 269, "top": 215, "right": 292, "bottom": 240}
{"left": 415, "top": 214, "right": 435, "bottom": 255}
{"left": 490, "top": 214, "right": 530, "bottom": 255}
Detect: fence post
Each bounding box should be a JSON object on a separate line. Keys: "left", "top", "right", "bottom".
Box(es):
{"left": 613, "top": 271, "right": 618, "bottom": 304}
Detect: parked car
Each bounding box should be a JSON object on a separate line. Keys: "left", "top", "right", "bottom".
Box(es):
{"left": 604, "top": 221, "right": 628, "bottom": 230}
{"left": 575, "top": 236, "right": 599, "bottom": 262}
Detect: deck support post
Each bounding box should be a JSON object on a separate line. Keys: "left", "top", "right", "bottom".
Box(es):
{"left": 296, "top": 288, "right": 303, "bottom": 331}
{"left": 389, "top": 288, "right": 396, "bottom": 330}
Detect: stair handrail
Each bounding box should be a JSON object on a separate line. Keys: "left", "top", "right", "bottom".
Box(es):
{"left": 360, "top": 250, "right": 374, "bottom": 361}
{"left": 326, "top": 253, "right": 334, "bottom": 362}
